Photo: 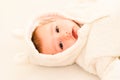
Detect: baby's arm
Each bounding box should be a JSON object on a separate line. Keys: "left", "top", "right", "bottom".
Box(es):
{"left": 95, "top": 57, "right": 120, "bottom": 80}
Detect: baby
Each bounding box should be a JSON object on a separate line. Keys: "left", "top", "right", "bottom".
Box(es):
{"left": 15, "top": 1, "right": 120, "bottom": 80}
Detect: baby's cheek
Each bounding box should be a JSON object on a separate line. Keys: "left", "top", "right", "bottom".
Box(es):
{"left": 64, "top": 39, "right": 76, "bottom": 50}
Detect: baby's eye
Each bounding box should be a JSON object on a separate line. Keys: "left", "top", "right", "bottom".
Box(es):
{"left": 59, "top": 41, "right": 63, "bottom": 50}
{"left": 56, "top": 26, "right": 59, "bottom": 33}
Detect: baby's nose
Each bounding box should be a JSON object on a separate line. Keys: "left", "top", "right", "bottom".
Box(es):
{"left": 59, "top": 32, "right": 71, "bottom": 40}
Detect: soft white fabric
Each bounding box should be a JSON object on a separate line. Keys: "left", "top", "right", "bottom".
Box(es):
{"left": 15, "top": 1, "right": 120, "bottom": 80}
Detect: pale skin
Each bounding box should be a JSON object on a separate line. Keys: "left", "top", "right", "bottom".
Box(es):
{"left": 33, "top": 18, "right": 80, "bottom": 55}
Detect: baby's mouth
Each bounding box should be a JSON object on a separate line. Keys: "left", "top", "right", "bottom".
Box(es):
{"left": 72, "top": 28, "right": 78, "bottom": 40}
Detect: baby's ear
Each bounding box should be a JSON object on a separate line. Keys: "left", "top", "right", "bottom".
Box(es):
{"left": 12, "top": 28, "right": 25, "bottom": 39}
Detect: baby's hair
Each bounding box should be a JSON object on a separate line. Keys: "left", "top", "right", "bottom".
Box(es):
{"left": 31, "top": 26, "right": 42, "bottom": 53}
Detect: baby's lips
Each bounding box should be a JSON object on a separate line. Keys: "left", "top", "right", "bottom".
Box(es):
{"left": 72, "top": 28, "right": 78, "bottom": 39}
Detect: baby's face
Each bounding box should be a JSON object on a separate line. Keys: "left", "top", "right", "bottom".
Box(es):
{"left": 36, "top": 18, "right": 80, "bottom": 54}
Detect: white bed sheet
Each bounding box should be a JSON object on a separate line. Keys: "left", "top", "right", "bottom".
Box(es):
{"left": 0, "top": 0, "right": 100, "bottom": 80}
